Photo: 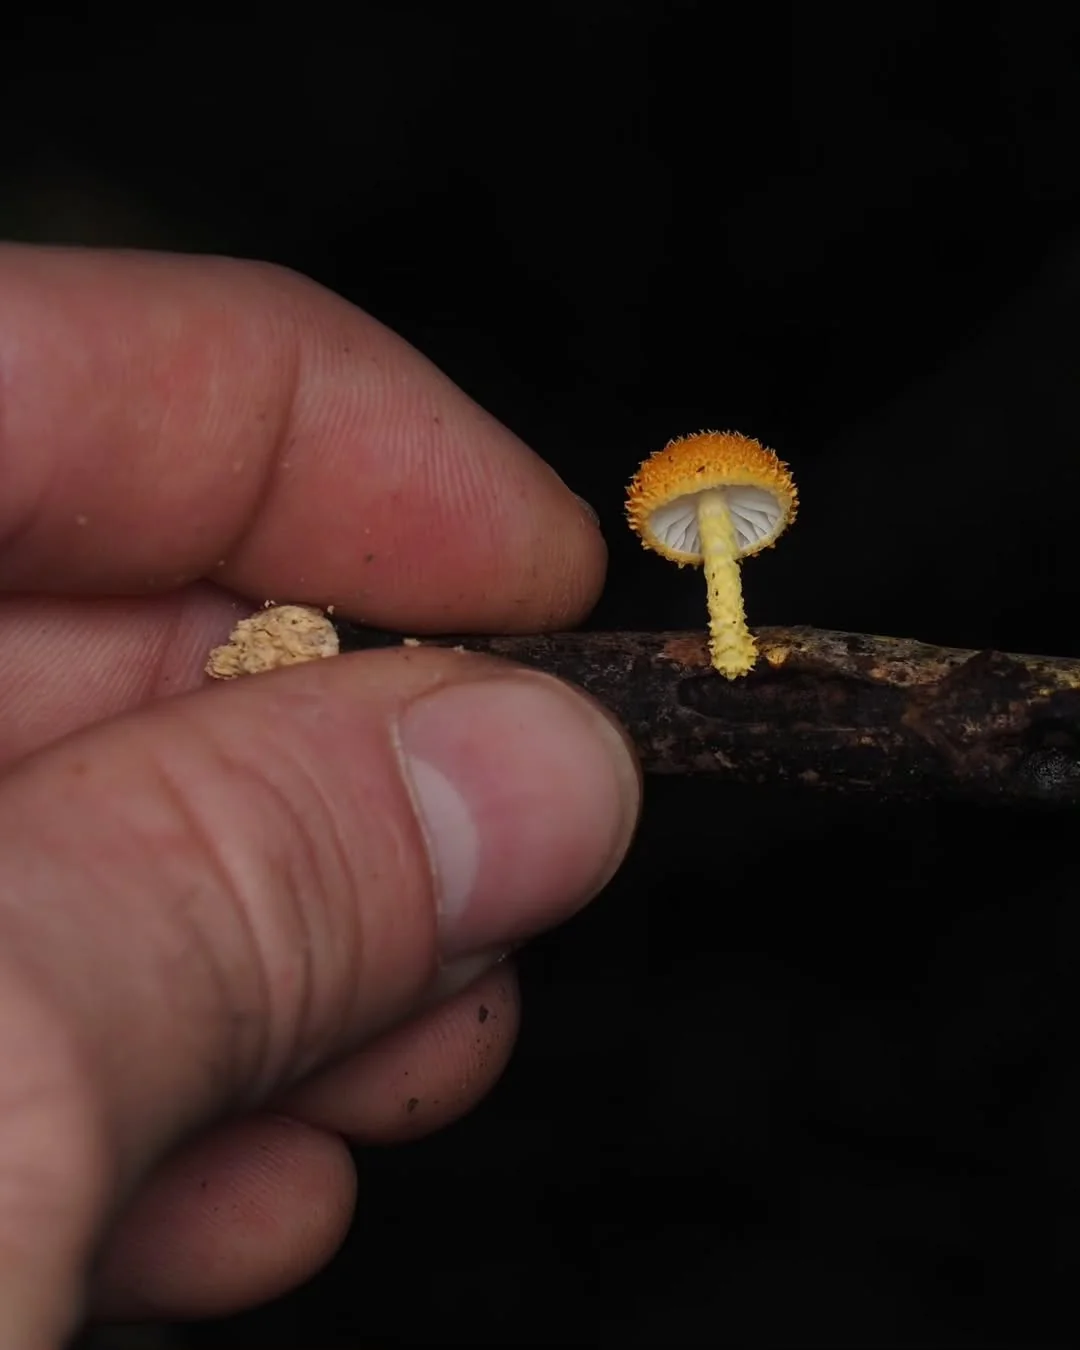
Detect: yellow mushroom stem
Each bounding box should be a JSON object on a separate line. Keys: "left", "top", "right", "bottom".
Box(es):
{"left": 697, "top": 488, "right": 757, "bottom": 678}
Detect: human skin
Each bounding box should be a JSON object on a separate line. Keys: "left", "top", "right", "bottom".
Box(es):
{"left": 0, "top": 245, "right": 641, "bottom": 1347}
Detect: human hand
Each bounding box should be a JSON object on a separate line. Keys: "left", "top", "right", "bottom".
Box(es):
{"left": 0, "top": 245, "right": 641, "bottom": 1347}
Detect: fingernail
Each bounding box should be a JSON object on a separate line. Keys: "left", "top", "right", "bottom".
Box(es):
{"left": 397, "top": 674, "right": 640, "bottom": 961}
{"left": 573, "top": 493, "right": 600, "bottom": 526}
{"left": 423, "top": 949, "right": 510, "bottom": 1009}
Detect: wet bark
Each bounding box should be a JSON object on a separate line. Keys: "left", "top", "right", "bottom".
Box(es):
{"left": 336, "top": 623, "right": 1080, "bottom": 807}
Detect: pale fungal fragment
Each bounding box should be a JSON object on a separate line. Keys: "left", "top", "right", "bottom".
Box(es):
{"left": 205, "top": 604, "right": 339, "bottom": 679}
{"left": 762, "top": 643, "right": 791, "bottom": 669}
{"left": 626, "top": 430, "right": 798, "bottom": 679}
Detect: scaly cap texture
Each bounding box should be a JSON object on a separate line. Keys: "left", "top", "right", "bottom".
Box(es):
{"left": 626, "top": 430, "right": 798, "bottom": 565}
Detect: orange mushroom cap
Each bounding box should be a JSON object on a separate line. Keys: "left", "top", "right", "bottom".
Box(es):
{"left": 626, "top": 430, "right": 798, "bottom": 565}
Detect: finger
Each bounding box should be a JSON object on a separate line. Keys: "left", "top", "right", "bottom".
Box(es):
{"left": 0, "top": 646, "right": 640, "bottom": 1343}
{"left": 90, "top": 1115, "right": 356, "bottom": 1321}
{"left": 284, "top": 962, "right": 520, "bottom": 1144}
{"left": 0, "top": 245, "right": 604, "bottom": 631}
{"left": 0, "top": 586, "right": 243, "bottom": 768}
{"left": 93, "top": 966, "right": 518, "bottom": 1321}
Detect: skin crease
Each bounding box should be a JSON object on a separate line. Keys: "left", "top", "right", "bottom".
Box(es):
{"left": 0, "top": 244, "right": 639, "bottom": 1342}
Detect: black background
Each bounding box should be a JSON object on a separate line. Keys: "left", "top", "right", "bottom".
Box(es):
{"left": 7, "top": 5, "right": 1080, "bottom": 1347}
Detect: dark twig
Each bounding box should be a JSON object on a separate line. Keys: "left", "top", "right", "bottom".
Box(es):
{"left": 336, "top": 623, "right": 1080, "bottom": 807}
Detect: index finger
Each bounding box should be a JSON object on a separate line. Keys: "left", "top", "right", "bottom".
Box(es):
{"left": 0, "top": 245, "right": 605, "bottom": 632}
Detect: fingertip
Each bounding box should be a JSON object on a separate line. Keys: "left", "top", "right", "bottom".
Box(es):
{"left": 91, "top": 1115, "right": 357, "bottom": 1321}
{"left": 283, "top": 962, "right": 521, "bottom": 1144}
{"left": 0, "top": 244, "right": 609, "bottom": 632}
{"left": 396, "top": 666, "right": 641, "bottom": 961}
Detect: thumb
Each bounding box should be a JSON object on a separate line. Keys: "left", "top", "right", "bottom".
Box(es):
{"left": 0, "top": 647, "right": 639, "bottom": 1348}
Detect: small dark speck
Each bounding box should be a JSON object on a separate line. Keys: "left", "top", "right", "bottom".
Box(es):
{"left": 342, "top": 345, "right": 351, "bottom": 354}
{"left": 406, "top": 1097, "right": 419, "bottom": 1113}
{"left": 433, "top": 414, "right": 441, "bottom": 425}
{"left": 697, "top": 465, "right": 705, "bottom": 472}
{"left": 364, "top": 553, "right": 375, "bottom": 563}
{"left": 199, "top": 1179, "right": 208, "bottom": 1190}
{"left": 478, "top": 1004, "right": 490, "bottom": 1023}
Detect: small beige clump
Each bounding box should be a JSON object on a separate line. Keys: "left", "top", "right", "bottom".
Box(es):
{"left": 206, "top": 604, "right": 339, "bottom": 679}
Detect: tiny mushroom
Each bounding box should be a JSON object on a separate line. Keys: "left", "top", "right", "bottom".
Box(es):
{"left": 625, "top": 430, "right": 798, "bottom": 679}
